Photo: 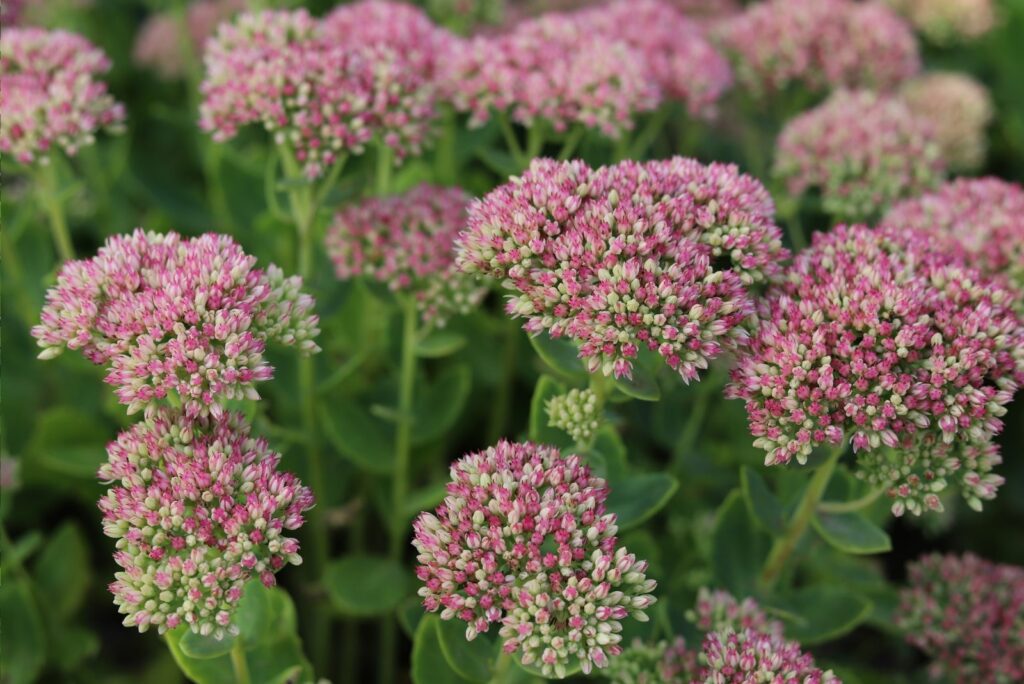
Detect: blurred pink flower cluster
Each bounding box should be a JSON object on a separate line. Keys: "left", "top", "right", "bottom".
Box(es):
{"left": 100, "top": 410, "right": 314, "bottom": 636}
{"left": 899, "top": 72, "right": 993, "bottom": 172}
{"left": 729, "top": 224, "right": 1024, "bottom": 516}
{"left": 886, "top": 0, "right": 996, "bottom": 45}
{"left": 412, "top": 440, "right": 656, "bottom": 678}
{"left": 0, "top": 27, "right": 125, "bottom": 164}
{"left": 899, "top": 553, "right": 1024, "bottom": 682}
{"left": 133, "top": 0, "right": 244, "bottom": 79}
{"left": 326, "top": 184, "right": 487, "bottom": 326}
{"left": 460, "top": 157, "right": 787, "bottom": 382}
{"left": 716, "top": 0, "right": 919, "bottom": 96}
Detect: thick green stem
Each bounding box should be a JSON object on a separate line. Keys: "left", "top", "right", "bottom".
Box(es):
{"left": 486, "top": 320, "right": 520, "bottom": 444}
{"left": 497, "top": 111, "right": 526, "bottom": 169}
{"left": 376, "top": 142, "right": 394, "bottom": 197}
{"left": 557, "top": 127, "right": 585, "bottom": 161}
{"left": 436, "top": 107, "right": 459, "bottom": 184}
{"left": 489, "top": 651, "right": 513, "bottom": 684}
{"left": 230, "top": 639, "right": 251, "bottom": 684}
{"left": 760, "top": 442, "right": 846, "bottom": 588}
{"left": 628, "top": 106, "right": 671, "bottom": 160}
{"left": 819, "top": 486, "right": 887, "bottom": 514}
{"left": 777, "top": 197, "right": 807, "bottom": 252}
{"left": 37, "top": 162, "right": 74, "bottom": 262}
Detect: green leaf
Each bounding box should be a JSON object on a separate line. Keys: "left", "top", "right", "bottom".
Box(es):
{"left": 51, "top": 625, "right": 100, "bottom": 672}
{"left": 398, "top": 597, "right": 427, "bottom": 639}
{"left": 403, "top": 481, "right": 449, "bottom": 519}
{"left": 527, "top": 334, "right": 586, "bottom": 379}
{"left": 416, "top": 330, "right": 467, "bottom": 358}
{"left": 325, "top": 555, "right": 409, "bottom": 617}
{"left": 612, "top": 365, "right": 660, "bottom": 402}
{"left": 180, "top": 631, "right": 237, "bottom": 660}
{"left": 527, "top": 375, "right": 572, "bottom": 447}
{"left": 436, "top": 618, "right": 496, "bottom": 682}
{"left": 412, "top": 615, "right": 473, "bottom": 684}
{"left": 741, "top": 467, "right": 786, "bottom": 536}
{"left": 321, "top": 399, "right": 395, "bottom": 474}
{"left": 587, "top": 425, "right": 627, "bottom": 482}
{"left": 412, "top": 364, "right": 472, "bottom": 445}
{"left": 33, "top": 522, "right": 90, "bottom": 620}
{"left": 607, "top": 473, "right": 678, "bottom": 530}
{"left": 711, "top": 490, "right": 771, "bottom": 597}
{"left": 777, "top": 585, "right": 872, "bottom": 645}
{"left": 0, "top": 580, "right": 46, "bottom": 684}
{"left": 28, "top": 406, "right": 108, "bottom": 478}
{"left": 812, "top": 512, "right": 892, "bottom": 555}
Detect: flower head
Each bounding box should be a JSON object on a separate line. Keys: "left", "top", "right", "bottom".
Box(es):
{"left": 899, "top": 72, "right": 992, "bottom": 172}
{"left": 606, "top": 637, "right": 698, "bottom": 684}
{"left": 438, "top": 12, "right": 660, "bottom": 137}
{"left": 459, "top": 157, "right": 787, "bottom": 382}
{"left": 0, "top": 27, "right": 125, "bottom": 164}
{"left": 729, "top": 224, "right": 1023, "bottom": 516}
{"left": 883, "top": 178, "right": 1024, "bottom": 291}
{"left": 99, "top": 410, "right": 314, "bottom": 637}
{"left": 546, "top": 388, "right": 601, "bottom": 444}
{"left": 326, "top": 184, "right": 486, "bottom": 327}
{"left": 898, "top": 553, "right": 1024, "bottom": 683}
{"left": 886, "top": 0, "right": 996, "bottom": 45}
{"left": 774, "top": 89, "right": 944, "bottom": 221}
{"left": 716, "top": 0, "right": 919, "bottom": 96}
{"left": 33, "top": 229, "right": 320, "bottom": 419}
{"left": 697, "top": 627, "right": 839, "bottom": 683}
{"left": 133, "top": 0, "right": 243, "bottom": 79}
{"left": 412, "top": 440, "right": 656, "bottom": 678}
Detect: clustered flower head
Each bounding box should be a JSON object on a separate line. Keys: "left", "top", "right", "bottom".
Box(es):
{"left": 774, "top": 89, "right": 945, "bottom": 221}
{"left": 200, "top": 7, "right": 445, "bottom": 178}
{"left": 883, "top": 177, "right": 1024, "bottom": 292}
{"left": 99, "top": 410, "right": 314, "bottom": 637}
{"left": 326, "top": 184, "right": 486, "bottom": 327}
{"left": 133, "top": 0, "right": 243, "bottom": 79}
{"left": 437, "top": 12, "right": 660, "bottom": 138}
{"left": 546, "top": 388, "right": 601, "bottom": 444}
{"left": 459, "top": 156, "right": 787, "bottom": 382}
{"left": 606, "top": 637, "right": 697, "bottom": 684}
{"left": 898, "top": 553, "right": 1024, "bottom": 683}
{"left": 715, "top": 0, "right": 920, "bottom": 97}
{"left": 899, "top": 72, "right": 993, "bottom": 172}
{"left": 412, "top": 440, "right": 657, "bottom": 678}
{"left": 886, "top": 0, "right": 996, "bottom": 45}
{"left": 572, "top": 0, "right": 733, "bottom": 119}
{"left": 0, "top": 27, "right": 126, "bottom": 164}
{"left": 32, "top": 229, "right": 320, "bottom": 419}
{"left": 729, "top": 223, "right": 1024, "bottom": 516}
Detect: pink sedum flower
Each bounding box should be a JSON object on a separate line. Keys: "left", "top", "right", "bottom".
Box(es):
{"left": 326, "top": 184, "right": 486, "bottom": 327}
{"left": 883, "top": 178, "right": 1024, "bottom": 292}
{"left": 459, "top": 157, "right": 787, "bottom": 382}
{"left": 729, "top": 224, "right": 1024, "bottom": 516}
{"left": 697, "top": 627, "right": 839, "bottom": 684}
{"left": 899, "top": 72, "right": 993, "bottom": 172}
{"left": 606, "top": 637, "right": 698, "bottom": 684}
{"left": 898, "top": 553, "right": 1024, "bottom": 683}
{"left": 774, "top": 89, "right": 944, "bottom": 221}
{"left": 99, "top": 410, "right": 313, "bottom": 637}
{"left": 886, "top": 0, "right": 996, "bottom": 45}
{"left": 32, "top": 229, "right": 320, "bottom": 419}
{"left": 412, "top": 440, "right": 657, "bottom": 679}
{"left": 438, "top": 12, "right": 660, "bottom": 138}
{"left": 692, "top": 587, "right": 777, "bottom": 636}
{"left": 133, "top": 0, "right": 244, "bottom": 80}
{"left": 0, "top": 27, "right": 125, "bottom": 164}
{"left": 716, "top": 0, "right": 919, "bottom": 97}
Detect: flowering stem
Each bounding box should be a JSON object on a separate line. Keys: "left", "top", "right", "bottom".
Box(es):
{"left": 760, "top": 442, "right": 846, "bottom": 588}
{"left": 819, "top": 485, "right": 887, "bottom": 514}
{"left": 36, "top": 162, "right": 74, "bottom": 262}
{"left": 489, "top": 651, "right": 513, "bottom": 683}
{"left": 486, "top": 320, "right": 520, "bottom": 444}
{"left": 628, "top": 106, "right": 671, "bottom": 160}
{"left": 497, "top": 111, "right": 526, "bottom": 169}
{"left": 557, "top": 127, "right": 584, "bottom": 161}
{"left": 376, "top": 142, "right": 394, "bottom": 196}
{"left": 776, "top": 196, "right": 807, "bottom": 252}
{"left": 229, "top": 639, "right": 251, "bottom": 684}
{"left": 673, "top": 364, "right": 727, "bottom": 470}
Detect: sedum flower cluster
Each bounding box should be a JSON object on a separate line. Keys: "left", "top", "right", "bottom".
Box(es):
{"left": 34, "top": 230, "right": 319, "bottom": 636}
{"left": 729, "top": 224, "right": 1024, "bottom": 516}
{"left": 133, "top": 0, "right": 243, "bottom": 80}
{"left": 899, "top": 72, "right": 993, "bottom": 172}
{"left": 606, "top": 637, "right": 697, "bottom": 684}
{"left": 546, "top": 388, "right": 601, "bottom": 445}
{"left": 1, "top": 27, "right": 126, "bottom": 164}
{"left": 774, "top": 89, "right": 944, "bottom": 221}
{"left": 885, "top": 0, "right": 996, "bottom": 45}
{"left": 200, "top": 4, "right": 451, "bottom": 178}
{"left": 884, "top": 177, "right": 1024, "bottom": 292}
{"left": 326, "top": 184, "right": 487, "bottom": 327}
{"left": 459, "top": 156, "right": 787, "bottom": 382}
{"left": 412, "top": 440, "right": 657, "bottom": 678}
{"left": 716, "top": 0, "right": 919, "bottom": 97}
{"left": 898, "top": 553, "right": 1024, "bottom": 683}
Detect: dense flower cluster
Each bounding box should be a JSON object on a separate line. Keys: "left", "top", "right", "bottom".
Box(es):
{"left": 898, "top": 553, "right": 1024, "bottom": 683}
{"left": 0, "top": 27, "right": 126, "bottom": 164}
{"left": 459, "top": 157, "right": 787, "bottom": 382}
{"left": 546, "top": 388, "right": 601, "bottom": 444}
{"left": 716, "top": 0, "right": 919, "bottom": 96}
{"left": 200, "top": 8, "right": 442, "bottom": 178}
{"left": 883, "top": 178, "right": 1024, "bottom": 291}
{"left": 133, "top": 0, "right": 243, "bottom": 79}
{"left": 729, "top": 224, "right": 1024, "bottom": 516}
{"left": 774, "top": 89, "right": 944, "bottom": 221}
{"left": 900, "top": 72, "right": 993, "bottom": 172}
{"left": 606, "top": 637, "right": 697, "bottom": 684}
{"left": 438, "top": 12, "right": 659, "bottom": 137}
{"left": 33, "top": 229, "right": 320, "bottom": 418}
{"left": 326, "top": 184, "right": 486, "bottom": 327}
{"left": 698, "top": 628, "right": 839, "bottom": 683}
{"left": 886, "top": 0, "right": 996, "bottom": 45}
{"left": 412, "top": 440, "right": 656, "bottom": 678}
{"left": 99, "top": 410, "right": 314, "bottom": 637}
{"left": 573, "top": 0, "right": 732, "bottom": 119}
{"left": 691, "top": 587, "right": 776, "bottom": 635}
